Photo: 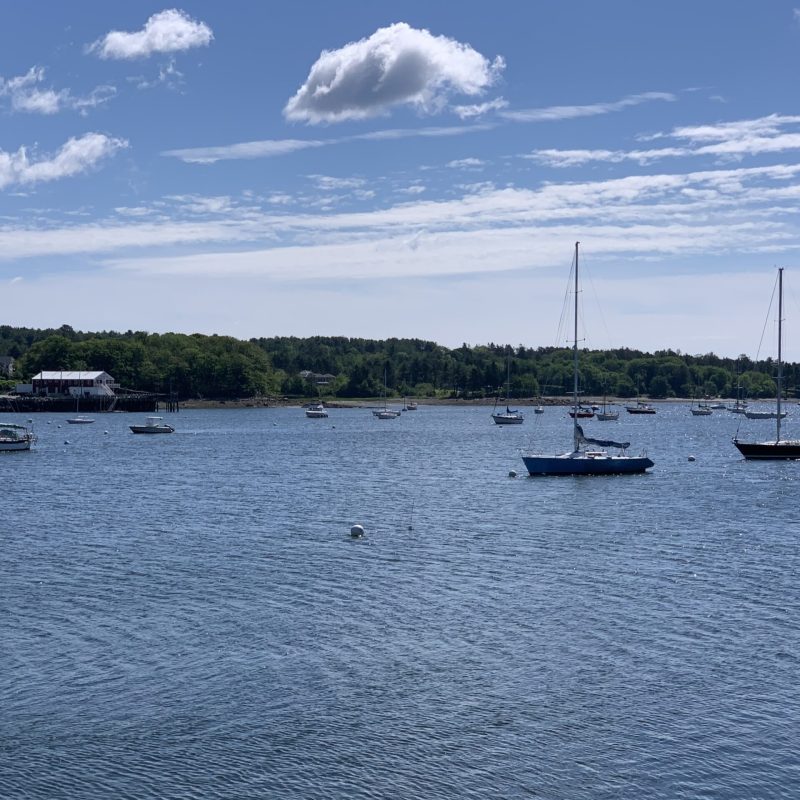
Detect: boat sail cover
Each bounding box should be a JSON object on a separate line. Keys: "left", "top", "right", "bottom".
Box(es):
{"left": 576, "top": 424, "right": 630, "bottom": 450}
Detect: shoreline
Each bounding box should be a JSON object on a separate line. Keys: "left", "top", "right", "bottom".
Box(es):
{"left": 176, "top": 396, "right": 744, "bottom": 411}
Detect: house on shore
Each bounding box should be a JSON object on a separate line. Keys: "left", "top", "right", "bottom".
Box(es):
{"left": 16, "top": 371, "right": 119, "bottom": 397}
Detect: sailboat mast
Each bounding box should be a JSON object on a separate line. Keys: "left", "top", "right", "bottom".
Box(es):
{"left": 777, "top": 267, "right": 783, "bottom": 442}
{"left": 573, "top": 241, "right": 580, "bottom": 451}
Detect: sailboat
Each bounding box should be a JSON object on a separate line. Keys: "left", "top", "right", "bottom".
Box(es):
{"left": 734, "top": 268, "right": 800, "bottom": 459}
{"left": 521, "top": 242, "right": 653, "bottom": 476}
{"left": 373, "top": 368, "right": 401, "bottom": 419}
{"left": 596, "top": 393, "right": 619, "bottom": 421}
{"left": 690, "top": 394, "right": 712, "bottom": 416}
{"left": 492, "top": 355, "right": 524, "bottom": 425}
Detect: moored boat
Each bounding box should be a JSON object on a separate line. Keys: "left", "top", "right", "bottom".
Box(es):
{"left": 734, "top": 268, "right": 800, "bottom": 459}
{"left": 130, "top": 416, "right": 174, "bottom": 434}
{"left": 0, "top": 421, "right": 36, "bottom": 452}
{"left": 522, "top": 243, "right": 653, "bottom": 476}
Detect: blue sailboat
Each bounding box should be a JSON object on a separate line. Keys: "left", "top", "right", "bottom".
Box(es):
{"left": 521, "top": 242, "right": 653, "bottom": 476}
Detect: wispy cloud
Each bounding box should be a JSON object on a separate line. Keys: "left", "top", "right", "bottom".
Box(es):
{"left": 161, "top": 123, "right": 495, "bottom": 163}
{"left": 453, "top": 97, "right": 508, "bottom": 119}
{"left": 0, "top": 133, "right": 128, "bottom": 190}
{"left": 501, "top": 91, "right": 676, "bottom": 123}
{"left": 162, "top": 138, "right": 327, "bottom": 164}
{"left": 308, "top": 175, "right": 367, "bottom": 191}
{"left": 528, "top": 113, "right": 800, "bottom": 167}
{"left": 446, "top": 157, "right": 484, "bottom": 169}
{"left": 0, "top": 66, "right": 115, "bottom": 115}
{"left": 89, "top": 9, "right": 213, "bottom": 60}
{"left": 4, "top": 161, "right": 800, "bottom": 272}
{"left": 284, "top": 22, "right": 504, "bottom": 124}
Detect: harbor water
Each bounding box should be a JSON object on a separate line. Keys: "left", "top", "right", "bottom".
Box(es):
{"left": 2, "top": 405, "right": 798, "bottom": 799}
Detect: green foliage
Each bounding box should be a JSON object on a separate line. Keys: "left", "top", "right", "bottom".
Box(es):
{"left": 2, "top": 325, "right": 798, "bottom": 400}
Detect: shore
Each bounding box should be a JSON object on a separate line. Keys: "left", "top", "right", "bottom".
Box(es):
{"left": 177, "top": 396, "right": 736, "bottom": 410}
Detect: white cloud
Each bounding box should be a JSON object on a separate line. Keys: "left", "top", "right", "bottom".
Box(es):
{"left": 162, "top": 138, "right": 327, "bottom": 164}
{"left": 500, "top": 91, "right": 676, "bottom": 123}
{"left": 0, "top": 133, "right": 128, "bottom": 190}
{"left": 284, "top": 22, "right": 504, "bottom": 123}
{"left": 446, "top": 157, "right": 484, "bottom": 169}
{"left": 162, "top": 123, "right": 495, "bottom": 163}
{"left": 308, "top": 174, "right": 366, "bottom": 191}
{"left": 90, "top": 8, "right": 213, "bottom": 60}
{"left": 528, "top": 114, "right": 800, "bottom": 167}
{"left": 0, "top": 66, "right": 116, "bottom": 115}
{"left": 452, "top": 97, "right": 508, "bottom": 119}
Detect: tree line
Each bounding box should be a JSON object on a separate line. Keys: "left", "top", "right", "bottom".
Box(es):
{"left": 0, "top": 324, "right": 795, "bottom": 400}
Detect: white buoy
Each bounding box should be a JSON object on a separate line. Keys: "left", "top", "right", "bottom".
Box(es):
{"left": 350, "top": 524, "right": 365, "bottom": 538}
{"left": 508, "top": 469, "right": 517, "bottom": 478}
{"left": 688, "top": 455, "right": 696, "bottom": 462}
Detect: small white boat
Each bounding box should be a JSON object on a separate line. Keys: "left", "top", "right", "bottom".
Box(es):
{"left": 67, "top": 416, "right": 95, "bottom": 424}
{"left": 305, "top": 403, "right": 328, "bottom": 418}
{"left": 130, "top": 416, "right": 174, "bottom": 434}
{"left": 0, "top": 422, "right": 36, "bottom": 452}
{"left": 375, "top": 409, "right": 401, "bottom": 420}
{"left": 534, "top": 405, "right": 545, "bottom": 414}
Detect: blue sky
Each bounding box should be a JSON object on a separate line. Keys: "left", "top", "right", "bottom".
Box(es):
{"left": 3, "top": 2, "right": 800, "bottom": 359}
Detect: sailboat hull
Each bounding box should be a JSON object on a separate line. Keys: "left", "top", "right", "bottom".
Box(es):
{"left": 522, "top": 452, "right": 653, "bottom": 476}
{"left": 492, "top": 413, "right": 524, "bottom": 425}
{"left": 734, "top": 440, "right": 800, "bottom": 459}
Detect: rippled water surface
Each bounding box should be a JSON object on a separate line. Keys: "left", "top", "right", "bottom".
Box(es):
{"left": 2, "top": 405, "right": 798, "bottom": 799}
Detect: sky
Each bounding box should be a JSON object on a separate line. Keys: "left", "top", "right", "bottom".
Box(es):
{"left": 3, "top": 1, "right": 800, "bottom": 359}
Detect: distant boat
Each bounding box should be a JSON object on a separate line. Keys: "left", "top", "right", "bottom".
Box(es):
{"left": 626, "top": 400, "right": 656, "bottom": 414}
{"left": 568, "top": 406, "right": 594, "bottom": 419}
{"left": 373, "top": 369, "right": 401, "bottom": 418}
{"left": 492, "top": 356, "right": 524, "bottom": 425}
{"left": 305, "top": 403, "right": 328, "bottom": 418}
{"left": 690, "top": 396, "right": 712, "bottom": 416}
{"left": 0, "top": 422, "right": 36, "bottom": 452}
{"left": 521, "top": 242, "right": 653, "bottom": 476}
{"left": 403, "top": 399, "right": 418, "bottom": 411}
{"left": 734, "top": 268, "right": 800, "bottom": 459}
{"left": 743, "top": 408, "right": 787, "bottom": 420}
{"left": 130, "top": 416, "right": 174, "bottom": 434}
{"left": 596, "top": 395, "right": 619, "bottom": 421}
{"left": 709, "top": 402, "right": 727, "bottom": 410}
{"left": 67, "top": 416, "right": 95, "bottom": 424}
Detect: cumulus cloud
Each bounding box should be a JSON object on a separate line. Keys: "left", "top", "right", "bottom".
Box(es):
{"left": 0, "top": 66, "right": 115, "bottom": 115}
{"left": 0, "top": 133, "right": 128, "bottom": 190}
{"left": 284, "top": 22, "right": 504, "bottom": 124}
{"left": 90, "top": 9, "right": 213, "bottom": 60}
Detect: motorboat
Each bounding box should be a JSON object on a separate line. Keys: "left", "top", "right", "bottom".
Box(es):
{"left": 130, "top": 416, "right": 175, "bottom": 434}
{"left": 0, "top": 422, "right": 36, "bottom": 452}
{"left": 67, "top": 416, "right": 95, "bottom": 424}
{"left": 625, "top": 401, "right": 656, "bottom": 414}
{"left": 305, "top": 403, "right": 328, "bottom": 418}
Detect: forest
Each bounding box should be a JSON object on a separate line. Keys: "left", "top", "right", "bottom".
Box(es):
{"left": 0, "top": 324, "right": 795, "bottom": 401}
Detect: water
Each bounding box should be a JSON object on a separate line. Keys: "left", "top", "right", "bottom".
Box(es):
{"left": 2, "top": 405, "right": 798, "bottom": 799}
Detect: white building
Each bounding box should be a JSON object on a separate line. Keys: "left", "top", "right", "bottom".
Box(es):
{"left": 21, "top": 371, "right": 119, "bottom": 397}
